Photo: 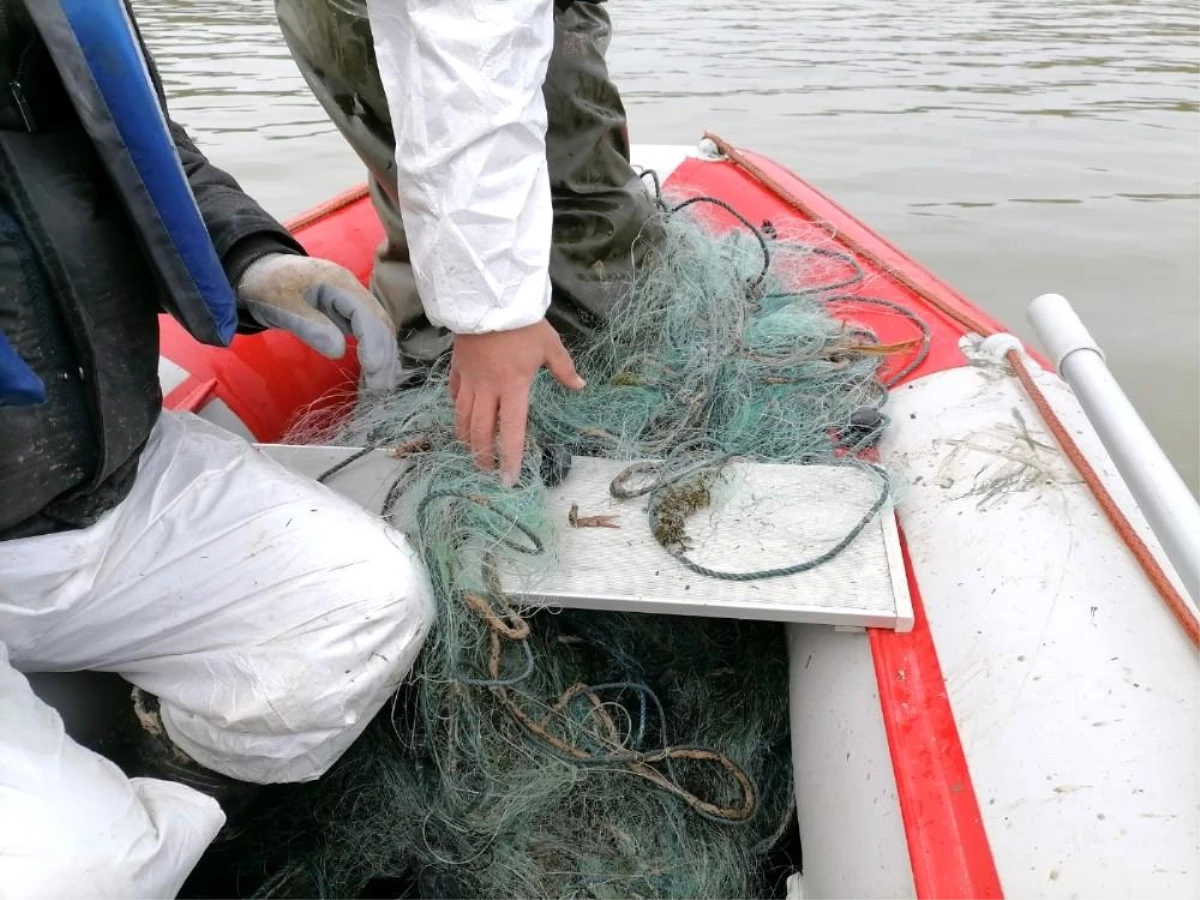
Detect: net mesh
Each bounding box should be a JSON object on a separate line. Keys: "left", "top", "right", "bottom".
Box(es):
{"left": 189, "top": 184, "right": 928, "bottom": 900}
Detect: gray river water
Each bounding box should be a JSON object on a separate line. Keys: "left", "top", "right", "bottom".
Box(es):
{"left": 137, "top": 0, "right": 1199, "bottom": 490}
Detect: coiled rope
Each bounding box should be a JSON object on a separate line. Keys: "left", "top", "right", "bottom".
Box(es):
{"left": 697, "top": 130, "right": 1198, "bottom": 649}
{"left": 314, "top": 172, "right": 934, "bottom": 825}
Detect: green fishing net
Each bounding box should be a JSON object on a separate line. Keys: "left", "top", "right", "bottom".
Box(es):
{"left": 186, "top": 188, "right": 923, "bottom": 900}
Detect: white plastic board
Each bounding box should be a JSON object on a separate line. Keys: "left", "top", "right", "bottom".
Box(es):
{"left": 260, "top": 445, "right": 913, "bottom": 631}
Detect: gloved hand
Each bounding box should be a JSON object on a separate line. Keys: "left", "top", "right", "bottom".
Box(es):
{"left": 237, "top": 254, "right": 402, "bottom": 391}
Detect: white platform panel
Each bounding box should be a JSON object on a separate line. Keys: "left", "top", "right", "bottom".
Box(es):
{"left": 261, "top": 445, "right": 912, "bottom": 631}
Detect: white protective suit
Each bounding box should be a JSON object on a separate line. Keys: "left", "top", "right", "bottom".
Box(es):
{"left": 1, "top": 3, "right": 552, "bottom": 896}
{"left": 0, "top": 413, "right": 434, "bottom": 898}
{"left": 365, "top": 0, "right": 556, "bottom": 334}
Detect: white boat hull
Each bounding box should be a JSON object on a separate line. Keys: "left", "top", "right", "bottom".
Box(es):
{"left": 787, "top": 345, "right": 1198, "bottom": 898}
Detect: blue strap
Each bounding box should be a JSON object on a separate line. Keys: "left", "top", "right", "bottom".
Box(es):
{"left": 54, "top": 0, "right": 238, "bottom": 344}
{"left": 0, "top": 329, "right": 46, "bottom": 408}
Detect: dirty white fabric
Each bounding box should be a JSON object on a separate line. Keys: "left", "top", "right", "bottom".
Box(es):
{"left": 366, "top": 0, "right": 555, "bottom": 335}
{"left": 0, "top": 411, "right": 435, "bottom": 785}
{"left": 0, "top": 643, "right": 225, "bottom": 899}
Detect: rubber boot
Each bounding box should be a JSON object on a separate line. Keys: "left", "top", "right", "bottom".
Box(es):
{"left": 539, "top": 0, "right": 664, "bottom": 346}
{"left": 104, "top": 687, "right": 263, "bottom": 842}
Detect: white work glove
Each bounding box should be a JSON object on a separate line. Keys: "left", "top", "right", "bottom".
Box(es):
{"left": 237, "top": 254, "right": 402, "bottom": 391}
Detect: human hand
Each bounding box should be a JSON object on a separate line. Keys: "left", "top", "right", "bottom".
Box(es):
{"left": 449, "top": 320, "right": 584, "bottom": 486}
{"left": 237, "top": 254, "right": 402, "bottom": 391}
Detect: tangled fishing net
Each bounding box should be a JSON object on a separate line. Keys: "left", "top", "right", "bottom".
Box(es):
{"left": 188, "top": 183, "right": 927, "bottom": 900}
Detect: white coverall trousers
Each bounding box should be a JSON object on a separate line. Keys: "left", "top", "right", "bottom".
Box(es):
{"left": 0, "top": 412, "right": 435, "bottom": 898}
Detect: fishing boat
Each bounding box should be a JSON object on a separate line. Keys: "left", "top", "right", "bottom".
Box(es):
{"left": 42, "top": 136, "right": 1200, "bottom": 899}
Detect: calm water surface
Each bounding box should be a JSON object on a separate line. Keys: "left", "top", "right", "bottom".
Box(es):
{"left": 137, "top": 0, "right": 1199, "bottom": 490}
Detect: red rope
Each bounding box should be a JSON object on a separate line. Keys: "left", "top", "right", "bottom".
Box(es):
{"left": 703, "top": 131, "right": 1199, "bottom": 651}
{"left": 1006, "top": 349, "right": 1199, "bottom": 647}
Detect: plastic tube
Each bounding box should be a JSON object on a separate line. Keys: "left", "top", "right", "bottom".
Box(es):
{"left": 1028, "top": 293, "right": 1199, "bottom": 603}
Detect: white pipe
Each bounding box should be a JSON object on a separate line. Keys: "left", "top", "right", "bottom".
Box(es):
{"left": 1028, "top": 293, "right": 1200, "bottom": 604}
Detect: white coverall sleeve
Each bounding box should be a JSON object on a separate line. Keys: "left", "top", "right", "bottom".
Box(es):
{"left": 366, "top": 0, "right": 555, "bottom": 335}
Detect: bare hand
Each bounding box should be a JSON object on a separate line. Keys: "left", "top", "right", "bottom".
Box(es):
{"left": 449, "top": 320, "right": 584, "bottom": 486}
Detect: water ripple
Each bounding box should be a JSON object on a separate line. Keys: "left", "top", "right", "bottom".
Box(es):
{"left": 135, "top": 0, "right": 1199, "bottom": 490}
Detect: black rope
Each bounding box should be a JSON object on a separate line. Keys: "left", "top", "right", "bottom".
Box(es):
{"left": 768, "top": 243, "right": 865, "bottom": 297}
{"left": 823, "top": 294, "right": 932, "bottom": 387}
{"left": 640, "top": 164, "right": 931, "bottom": 388}
{"left": 669, "top": 195, "right": 771, "bottom": 292}
{"left": 416, "top": 490, "right": 545, "bottom": 557}
{"left": 315, "top": 444, "right": 377, "bottom": 483}
{"left": 381, "top": 463, "right": 418, "bottom": 522}
{"left": 639, "top": 168, "right": 665, "bottom": 210}
{"left": 314, "top": 184, "right": 926, "bottom": 598}
{"left": 646, "top": 461, "right": 891, "bottom": 582}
